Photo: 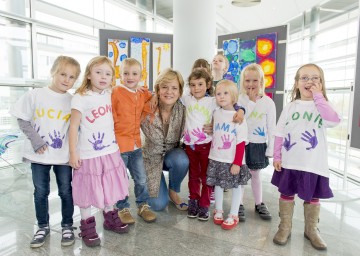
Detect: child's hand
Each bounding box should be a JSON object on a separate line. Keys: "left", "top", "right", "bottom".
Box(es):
{"left": 137, "top": 86, "right": 146, "bottom": 92}
{"left": 149, "top": 94, "right": 158, "bottom": 111}
{"left": 230, "top": 164, "right": 240, "bottom": 175}
{"left": 310, "top": 81, "right": 323, "bottom": 94}
{"left": 248, "top": 88, "right": 257, "bottom": 102}
{"left": 36, "top": 144, "right": 48, "bottom": 154}
{"left": 203, "top": 123, "right": 213, "bottom": 135}
{"left": 233, "top": 109, "right": 244, "bottom": 124}
{"left": 70, "top": 152, "right": 82, "bottom": 169}
{"left": 273, "top": 160, "right": 282, "bottom": 172}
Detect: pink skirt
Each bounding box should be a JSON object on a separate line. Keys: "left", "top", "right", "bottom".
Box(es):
{"left": 72, "top": 150, "right": 129, "bottom": 209}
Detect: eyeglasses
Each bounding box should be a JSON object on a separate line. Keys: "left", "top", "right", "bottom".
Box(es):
{"left": 298, "top": 76, "right": 320, "bottom": 82}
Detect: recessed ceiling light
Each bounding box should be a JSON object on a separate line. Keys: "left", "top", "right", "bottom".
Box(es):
{"left": 231, "top": 0, "right": 261, "bottom": 7}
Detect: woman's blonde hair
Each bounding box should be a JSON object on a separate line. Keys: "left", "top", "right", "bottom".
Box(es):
{"left": 75, "top": 56, "right": 115, "bottom": 95}
{"left": 50, "top": 55, "right": 81, "bottom": 79}
{"left": 215, "top": 79, "right": 239, "bottom": 104}
{"left": 239, "top": 63, "right": 265, "bottom": 96}
{"left": 290, "top": 63, "right": 328, "bottom": 101}
{"left": 188, "top": 68, "right": 214, "bottom": 96}
{"left": 154, "top": 68, "right": 184, "bottom": 97}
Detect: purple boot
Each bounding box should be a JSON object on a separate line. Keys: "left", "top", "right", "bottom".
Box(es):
{"left": 103, "top": 210, "right": 129, "bottom": 234}
{"left": 79, "top": 216, "right": 101, "bottom": 247}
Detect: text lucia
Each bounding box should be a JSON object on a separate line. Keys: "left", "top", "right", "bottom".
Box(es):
{"left": 34, "top": 108, "right": 70, "bottom": 122}
{"left": 85, "top": 104, "right": 112, "bottom": 123}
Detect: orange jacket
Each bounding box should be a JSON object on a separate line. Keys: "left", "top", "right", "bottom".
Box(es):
{"left": 111, "top": 86, "right": 152, "bottom": 153}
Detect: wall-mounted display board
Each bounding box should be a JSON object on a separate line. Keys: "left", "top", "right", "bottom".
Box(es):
{"left": 100, "top": 30, "right": 173, "bottom": 91}
{"left": 350, "top": 23, "right": 360, "bottom": 150}
{"left": 218, "top": 25, "right": 287, "bottom": 121}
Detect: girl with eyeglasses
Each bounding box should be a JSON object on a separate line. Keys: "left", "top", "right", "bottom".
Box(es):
{"left": 271, "top": 63, "right": 341, "bottom": 250}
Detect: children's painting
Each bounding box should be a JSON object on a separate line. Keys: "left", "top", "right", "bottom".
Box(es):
{"left": 108, "top": 39, "right": 128, "bottom": 86}
{"left": 223, "top": 38, "right": 240, "bottom": 84}
{"left": 152, "top": 43, "right": 171, "bottom": 84}
{"left": 239, "top": 39, "right": 256, "bottom": 71}
{"left": 130, "top": 37, "right": 150, "bottom": 88}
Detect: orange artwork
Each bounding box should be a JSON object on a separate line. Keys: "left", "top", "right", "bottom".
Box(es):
{"left": 108, "top": 39, "right": 128, "bottom": 86}
{"left": 130, "top": 37, "right": 150, "bottom": 88}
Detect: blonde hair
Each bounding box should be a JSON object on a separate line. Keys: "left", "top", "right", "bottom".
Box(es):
{"left": 50, "top": 55, "right": 81, "bottom": 79}
{"left": 212, "top": 54, "right": 229, "bottom": 74}
{"left": 215, "top": 79, "right": 238, "bottom": 104}
{"left": 188, "top": 68, "right": 214, "bottom": 96}
{"left": 154, "top": 68, "right": 184, "bottom": 97}
{"left": 120, "top": 57, "right": 142, "bottom": 73}
{"left": 239, "top": 63, "right": 265, "bottom": 96}
{"left": 75, "top": 56, "right": 115, "bottom": 95}
{"left": 290, "top": 63, "right": 328, "bottom": 101}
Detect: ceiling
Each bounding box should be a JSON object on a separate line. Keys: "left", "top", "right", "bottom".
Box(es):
{"left": 155, "top": 0, "right": 359, "bottom": 35}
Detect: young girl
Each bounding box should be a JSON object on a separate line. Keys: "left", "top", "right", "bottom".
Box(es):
{"left": 206, "top": 80, "right": 251, "bottom": 230}
{"left": 271, "top": 63, "right": 340, "bottom": 250}
{"left": 10, "top": 56, "right": 81, "bottom": 248}
{"left": 69, "top": 56, "right": 129, "bottom": 247}
{"left": 211, "top": 54, "right": 229, "bottom": 87}
{"left": 237, "top": 63, "right": 276, "bottom": 221}
{"left": 191, "top": 58, "right": 214, "bottom": 97}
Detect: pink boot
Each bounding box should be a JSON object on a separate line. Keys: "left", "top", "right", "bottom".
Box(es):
{"left": 79, "top": 216, "right": 101, "bottom": 247}
{"left": 103, "top": 210, "right": 129, "bottom": 234}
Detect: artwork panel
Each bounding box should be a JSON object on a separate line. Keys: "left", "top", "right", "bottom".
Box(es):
{"left": 223, "top": 38, "right": 240, "bottom": 83}
{"left": 239, "top": 39, "right": 256, "bottom": 70}
{"left": 108, "top": 39, "right": 128, "bottom": 86}
{"left": 152, "top": 42, "right": 172, "bottom": 83}
{"left": 130, "top": 37, "right": 150, "bottom": 88}
{"left": 265, "top": 92, "right": 273, "bottom": 99}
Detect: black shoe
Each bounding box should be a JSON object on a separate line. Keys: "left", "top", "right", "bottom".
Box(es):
{"left": 238, "top": 204, "right": 246, "bottom": 222}
{"left": 197, "top": 206, "right": 209, "bottom": 221}
{"left": 61, "top": 226, "right": 77, "bottom": 246}
{"left": 187, "top": 199, "right": 198, "bottom": 218}
{"left": 255, "top": 203, "right": 272, "bottom": 220}
{"left": 30, "top": 227, "right": 50, "bottom": 248}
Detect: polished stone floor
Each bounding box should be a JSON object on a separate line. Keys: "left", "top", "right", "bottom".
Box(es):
{"left": 0, "top": 162, "right": 360, "bottom": 256}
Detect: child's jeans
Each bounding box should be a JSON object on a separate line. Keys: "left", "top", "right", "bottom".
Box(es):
{"left": 31, "top": 163, "right": 74, "bottom": 228}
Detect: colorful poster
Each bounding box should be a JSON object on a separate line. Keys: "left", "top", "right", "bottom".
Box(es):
{"left": 152, "top": 42, "right": 171, "bottom": 83}
{"left": 130, "top": 37, "right": 150, "bottom": 88}
{"left": 223, "top": 38, "right": 240, "bottom": 84}
{"left": 256, "top": 33, "right": 278, "bottom": 89}
{"left": 239, "top": 39, "right": 256, "bottom": 71}
{"left": 108, "top": 39, "right": 128, "bottom": 86}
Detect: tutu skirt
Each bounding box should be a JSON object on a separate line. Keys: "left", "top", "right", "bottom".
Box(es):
{"left": 72, "top": 150, "right": 129, "bottom": 209}
{"left": 271, "top": 167, "right": 333, "bottom": 201}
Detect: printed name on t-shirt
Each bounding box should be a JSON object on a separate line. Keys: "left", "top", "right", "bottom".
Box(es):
{"left": 215, "top": 122, "right": 237, "bottom": 136}
{"left": 186, "top": 103, "right": 212, "bottom": 123}
{"left": 33, "top": 108, "right": 71, "bottom": 122}
{"left": 249, "top": 111, "right": 265, "bottom": 120}
{"left": 86, "top": 104, "right": 112, "bottom": 124}
{"left": 285, "top": 110, "right": 323, "bottom": 128}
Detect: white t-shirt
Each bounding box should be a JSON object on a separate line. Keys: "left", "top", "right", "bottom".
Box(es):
{"left": 237, "top": 94, "right": 276, "bottom": 156}
{"left": 275, "top": 100, "right": 339, "bottom": 177}
{"left": 10, "top": 87, "right": 72, "bottom": 164}
{"left": 182, "top": 95, "right": 217, "bottom": 145}
{"left": 208, "top": 108, "right": 248, "bottom": 164}
{"left": 71, "top": 90, "right": 118, "bottom": 159}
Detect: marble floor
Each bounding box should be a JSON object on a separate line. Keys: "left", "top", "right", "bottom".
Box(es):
{"left": 0, "top": 162, "right": 360, "bottom": 256}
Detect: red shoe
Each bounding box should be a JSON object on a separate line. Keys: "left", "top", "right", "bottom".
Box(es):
{"left": 221, "top": 214, "right": 239, "bottom": 230}
{"left": 213, "top": 209, "right": 224, "bottom": 225}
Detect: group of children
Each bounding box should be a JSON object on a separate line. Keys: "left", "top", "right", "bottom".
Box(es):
{"left": 11, "top": 52, "right": 340, "bottom": 251}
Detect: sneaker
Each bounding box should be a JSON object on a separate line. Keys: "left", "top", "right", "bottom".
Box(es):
{"left": 118, "top": 208, "right": 136, "bottom": 224}
{"left": 138, "top": 204, "right": 157, "bottom": 223}
{"left": 197, "top": 206, "right": 209, "bottom": 221}
{"left": 255, "top": 202, "right": 272, "bottom": 220}
{"left": 187, "top": 199, "right": 198, "bottom": 218}
{"left": 210, "top": 191, "right": 215, "bottom": 204}
{"left": 61, "top": 226, "right": 76, "bottom": 246}
{"left": 238, "top": 204, "right": 246, "bottom": 222}
{"left": 30, "top": 227, "right": 50, "bottom": 248}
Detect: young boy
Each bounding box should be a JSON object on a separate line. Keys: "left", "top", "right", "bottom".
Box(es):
{"left": 112, "top": 58, "right": 157, "bottom": 224}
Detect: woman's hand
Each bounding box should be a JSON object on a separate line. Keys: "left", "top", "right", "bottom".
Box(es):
{"left": 203, "top": 123, "right": 213, "bottom": 135}
{"left": 273, "top": 160, "right": 282, "bottom": 172}
{"left": 230, "top": 164, "right": 240, "bottom": 175}
{"left": 36, "top": 144, "right": 48, "bottom": 154}
{"left": 69, "top": 152, "right": 81, "bottom": 169}
{"left": 149, "top": 94, "right": 158, "bottom": 111}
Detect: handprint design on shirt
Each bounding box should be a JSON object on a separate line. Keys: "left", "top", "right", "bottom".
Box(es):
{"left": 217, "top": 134, "right": 234, "bottom": 150}
{"left": 253, "top": 126, "right": 265, "bottom": 137}
{"left": 88, "top": 132, "right": 110, "bottom": 151}
{"left": 46, "top": 130, "right": 65, "bottom": 149}
{"left": 283, "top": 133, "right": 296, "bottom": 151}
{"left": 33, "top": 124, "right": 45, "bottom": 139}
{"left": 183, "top": 130, "right": 191, "bottom": 144}
{"left": 191, "top": 128, "right": 206, "bottom": 143}
{"left": 301, "top": 129, "right": 318, "bottom": 150}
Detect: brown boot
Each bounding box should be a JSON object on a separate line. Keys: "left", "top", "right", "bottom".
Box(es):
{"left": 273, "top": 199, "right": 295, "bottom": 245}
{"left": 304, "top": 203, "right": 327, "bottom": 250}
{"left": 138, "top": 204, "right": 157, "bottom": 223}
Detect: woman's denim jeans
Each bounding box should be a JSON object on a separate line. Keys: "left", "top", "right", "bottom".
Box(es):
{"left": 31, "top": 163, "right": 74, "bottom": 228}
{"left": 148, "top": 148, "right": 189, "bottom": 211}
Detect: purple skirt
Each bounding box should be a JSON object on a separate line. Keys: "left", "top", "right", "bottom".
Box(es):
{"left": 271, "top": 168, "right": 333, "bottom": 201}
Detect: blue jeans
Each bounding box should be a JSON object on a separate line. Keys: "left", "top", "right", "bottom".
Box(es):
{"left": 116, "top": 148, "right": 150, "bottom": 209}
{"left": 31, "top": 163, "right": 73, "bottom": 228}
{"left": 148, "top": 148, "right": 189, "bottom": 211}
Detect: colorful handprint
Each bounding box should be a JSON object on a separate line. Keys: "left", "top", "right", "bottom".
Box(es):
{"left": 47, "top": 130, "right": 65, "bottom": 149}
{"left": 253, "top": 126, "right": 265, "bottom": 137}
{"left": 301, "top": 129, "right": 318, "bottom": 150}
{"left": 191, "top": 127, "right": 206, "bottom": 143}
{"left": 183, "top": 130, "right": 191, "bottom": 144}
{"left": 217, "top": 134, "right": 234, "bottom": 150}
{"left": 88, "top": 132, "right": 110, "bottom": 151}
{"left": 283, "top": 133, "right": 296, "bottom": 151}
